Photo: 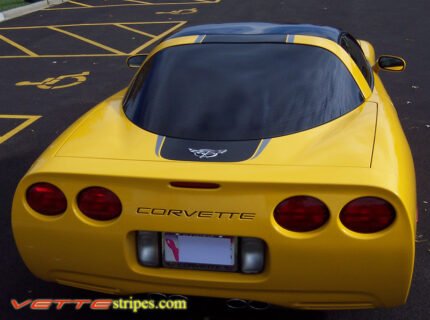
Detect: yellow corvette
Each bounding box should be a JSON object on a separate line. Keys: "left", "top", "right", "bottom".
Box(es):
{"left": 12, "top": 23, "right": 416, "bottom": 310}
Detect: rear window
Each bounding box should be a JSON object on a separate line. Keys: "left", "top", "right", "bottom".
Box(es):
{"left": 124, "top": 43, "right": 363, "bottom": 141}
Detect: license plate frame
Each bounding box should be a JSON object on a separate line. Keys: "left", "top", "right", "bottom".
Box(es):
{"left": 162, "top": 232, "right": 238, "bottom": 272}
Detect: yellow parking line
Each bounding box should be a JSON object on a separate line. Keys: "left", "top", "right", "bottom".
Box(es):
{"left": 127, "top": 0, "right": 220, "bottom": 4}
{"left": 129, "top": 21, "right": 186, "bottom": 55}
{"left": 114, "top": 24, "right": 156, "bottom": 38}
{"left": 0, "top": 34, "right": 38, "bottom": 57}
{"left": 48, "top": 26, "right": 126, "bottom": 55}
{"left": 0, "top": 115, "right": 41, "bottom": 144}
{"left": 125, "top": 0, "right": 150, "bottom": 4}
{"left": 44, "top": 0, "right": 220, "bottom": 10}
{"left": 0, "top": 21, "right": 187, "bottom": 30}
{"left": 0, "top": 22, "right": 185, "bottom": 59}
{"left": 0, "top": 54, "right": 133, "bottom": 59}
{"left": 45, "top": 3, "right": 145, "bottom": 10}
{"left": 68, "top": 0, "right": 93, "bottom": 7}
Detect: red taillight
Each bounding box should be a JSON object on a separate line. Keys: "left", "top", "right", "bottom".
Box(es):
{"left": 77, "top": 187, "right": 122, "bottom": 221}
{"left": 274, "top": 196, "right": 329, "bottom": 232}
{"left": 26, "top": 183, "right": 67, "bottom": 216}
{"left": 340, "top": 197, "right": 395, "bottom": 233}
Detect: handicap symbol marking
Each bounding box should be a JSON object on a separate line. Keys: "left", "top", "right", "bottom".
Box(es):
{"left": 15, "top": 71, "right": 90, "bottom": 90}
{"left": 156, "top": 8, "right": 197, "bottom": 15}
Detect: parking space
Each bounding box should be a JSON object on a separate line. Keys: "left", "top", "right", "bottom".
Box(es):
{"left": 1, "top": 0, "right": 429, "bottom": 319}
{"left": 47, "top": 0, "right": 220, "bottom": 11}
{"left": 0, "top": 21, "right": 186, "bottom": 58}
{"left": 0, "top": 0, "right": 215, "bottom": 148}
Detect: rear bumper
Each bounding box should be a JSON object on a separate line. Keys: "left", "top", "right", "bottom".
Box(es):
{"left": 13, "top": 210, "right": 414, "bottom": 310}
{"left": 52, "top": 270, "right": 383, "bottom": 310}
{"left": 12, "top": 166, "right": 415, "bottom": 310}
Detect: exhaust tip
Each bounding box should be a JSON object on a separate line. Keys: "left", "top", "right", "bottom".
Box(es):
{"left": 249, "top": 300, "right": 270, "bottom": 310}
{"left": 226, "top": 298, "right": 248, "bottom": 309}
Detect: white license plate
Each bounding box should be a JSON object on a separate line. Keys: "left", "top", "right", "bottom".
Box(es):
{"left": 162, "top": 233, "right": 237, "bottom": 271}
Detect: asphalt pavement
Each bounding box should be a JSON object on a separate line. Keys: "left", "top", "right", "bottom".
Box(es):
{"left": 1, "top": 0, "right": 429, "bottom": 319}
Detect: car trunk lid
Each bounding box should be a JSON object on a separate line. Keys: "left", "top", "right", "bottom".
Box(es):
{"left": 56, "top": 95, "right": 377, "bottom": 168}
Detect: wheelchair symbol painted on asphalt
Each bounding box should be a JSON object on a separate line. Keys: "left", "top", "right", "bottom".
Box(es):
{"left": 15, "top": 71, "right": 90, "bottom": 90}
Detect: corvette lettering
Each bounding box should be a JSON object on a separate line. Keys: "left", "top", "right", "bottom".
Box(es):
{"left": 137, "top": 207, "right": 256, "bottom": 220}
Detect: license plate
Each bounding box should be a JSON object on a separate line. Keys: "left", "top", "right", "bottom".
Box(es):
{"left": 162, "top": 233, "right": 237, "bottom": 272}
